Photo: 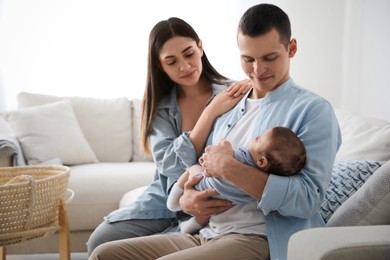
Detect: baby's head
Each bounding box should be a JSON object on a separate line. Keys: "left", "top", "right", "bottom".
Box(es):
{"left": 248, "top": 127, "right": 306, "bottom": 176}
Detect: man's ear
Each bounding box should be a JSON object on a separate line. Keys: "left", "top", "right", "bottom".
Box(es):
{"left": 288, "top": 38, "right": 297, "bottom": 58}
{"left": 256, "top": 156, "right": 268, "bottom": 169}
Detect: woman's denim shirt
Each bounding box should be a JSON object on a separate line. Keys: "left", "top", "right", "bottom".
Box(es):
{"left": 106, "top": 83, "right": 228, "bottom": 222}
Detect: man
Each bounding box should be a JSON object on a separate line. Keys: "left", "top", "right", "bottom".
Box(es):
{"left": 180, "top": 3, "right": 341, "bottom": 259}
{"left": 89, "top": 4, "right": 341, "bottom": 260}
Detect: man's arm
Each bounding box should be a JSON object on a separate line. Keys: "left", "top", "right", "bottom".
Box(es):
{"left": 179, "top": 174, "right": 233, "bottom": 225}
{"left": 167, "top": 165, "right": 202, "bottom": 211}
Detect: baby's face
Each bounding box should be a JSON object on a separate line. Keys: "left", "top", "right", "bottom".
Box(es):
{"left": 248, "top": 129, "right": 273, "bottom": 160}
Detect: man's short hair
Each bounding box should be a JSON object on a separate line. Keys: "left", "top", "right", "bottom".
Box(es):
{"left": 238, "top": 3, "right": 291, "bottom": 48}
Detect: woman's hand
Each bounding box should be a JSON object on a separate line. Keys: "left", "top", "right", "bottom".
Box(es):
{"left": 226, "top": 78, "right": 251, "bottom": 97}
{"left": 179, "top": 174, "right": 233, "bottom": 225}
{"left": 205, "top": 79, "right": 251, "bottom": 118}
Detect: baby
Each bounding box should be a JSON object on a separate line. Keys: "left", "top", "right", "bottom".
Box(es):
{"left": 167, "top": 126, "right": 306, "bottom": 233}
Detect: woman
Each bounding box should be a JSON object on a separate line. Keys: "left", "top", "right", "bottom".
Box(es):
{"left": 87, "top": 17, "right": 249, "bottom": 256}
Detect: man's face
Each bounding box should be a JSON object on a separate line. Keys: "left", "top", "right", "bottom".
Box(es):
{"left": 238, "top": 28, "right": 297, "bottom": 98}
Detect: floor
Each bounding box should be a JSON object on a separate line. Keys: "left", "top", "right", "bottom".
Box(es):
{"left": 6, "top": 253, "right": 88, "bottom": 260}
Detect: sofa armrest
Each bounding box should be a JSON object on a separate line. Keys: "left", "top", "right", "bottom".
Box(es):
{"left": 288, "top": 225, "right": 390, "bottom": 260}
{"left": 0, "top": 155, "right": 12, "bottom": 167}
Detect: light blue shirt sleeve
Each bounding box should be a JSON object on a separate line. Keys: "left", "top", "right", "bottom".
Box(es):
{"left": 260, "top": 99, "right": 341, "bottom": 218}
{"left": 148, "top": 100, "right": 197, "bottom": 191}
{"left": 148, "top": 84, "right": 228, "bottom": 192}
{"left": 149, "top": 112, "right": 196, "bottom": 178}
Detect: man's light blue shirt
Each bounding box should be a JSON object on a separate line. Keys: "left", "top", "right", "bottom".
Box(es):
{"left": 106, "top": 78, "right": 341, "bottom": 260}
{"left": 206, "top": 78, "right": 341, "bottom": 260}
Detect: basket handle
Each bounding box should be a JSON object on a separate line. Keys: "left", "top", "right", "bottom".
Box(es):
{"left": 64, "top": 188, "right": 74, "bottom": 204}
{"left": 5, "top": 175, "right": 37, "bottom": 232}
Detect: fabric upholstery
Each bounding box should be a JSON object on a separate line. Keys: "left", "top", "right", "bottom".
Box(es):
{"left": 3, "top": 100, "right": 98, "bottom": 165}
{"left": 327, "top": 160, "right": 390, "bottom": 226}
{"left": 67, "top": 162, "right": 155, "bottom": 230}
{"left": 17, "top": 92, "right": 133, "bottom": 162}
{"left": 335, "top": 109, "right": 390, "bottom": 161}
{"left": 320, "top": 160, "right": 384, "bottom": 222}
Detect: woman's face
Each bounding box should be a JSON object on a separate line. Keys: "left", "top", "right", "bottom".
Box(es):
{"left": 159, "top": 36, "right": 204, "bottom": 88}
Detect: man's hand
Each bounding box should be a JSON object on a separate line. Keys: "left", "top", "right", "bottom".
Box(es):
{"left": 176, "top": 170, "right": 189, "bottom": 188}
{"left": 200, "top": 139, "right": 235, "bottom": 178}
{"left": 179, "top": 173, "right": 232, "bottom": 225}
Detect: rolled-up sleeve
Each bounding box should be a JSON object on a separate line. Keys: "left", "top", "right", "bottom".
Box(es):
{"left": 148, "top": 107, "right": 197, "bottom": 190}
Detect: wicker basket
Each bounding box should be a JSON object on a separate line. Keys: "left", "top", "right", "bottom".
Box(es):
{"left": 0, "top": 165, "right": 70, "bottom": 246}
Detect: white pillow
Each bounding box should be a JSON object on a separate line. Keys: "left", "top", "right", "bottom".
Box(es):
{"left": 327, "top": 160, "right": 390, "bottom": 226}
{"left": 335, "top": 109, "right": 390, "bottom": 161}
{"left": 4, "top": 100, "right": 98, "bottom": 165}
{"left": 319, "top": 160, "right": 384, "bottom": 223}
{"left": 17, "top": 92, "right": 133, "bottom": 162}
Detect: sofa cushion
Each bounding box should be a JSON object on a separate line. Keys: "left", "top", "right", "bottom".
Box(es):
{"left": 320, "top": 160, "right": 384, "bottom": 223}
{"left": 335, "top": 109, "right": 390, "bottom": 161}
{"left": 17, "top": 92, "right": 133, "bottom": 162}
{"left": 2, "top": 101, "right": 98, "bottom": 165}
{"left": 67, "top": 162, "right": 155, "bottom": 231}
{"left": 327, "top": 160, "right": 390, "bottom": 226}
{"left": 119, "top": 186, "right": 148, "bottom": 208}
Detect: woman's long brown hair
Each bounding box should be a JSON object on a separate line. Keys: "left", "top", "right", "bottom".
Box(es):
{"left": 140, "top": 17, "right": 228, "bottom": 154}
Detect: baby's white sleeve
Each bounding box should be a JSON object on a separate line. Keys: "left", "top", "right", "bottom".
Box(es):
{"left": 179, "top": 217, "right": 204, "bottom": 234}
{"left": 166, "top": 182, "right": 184, "bottom": 211}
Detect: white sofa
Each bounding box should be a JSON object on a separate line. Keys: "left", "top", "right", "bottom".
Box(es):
{"left": 1, "top": 92, "right": 390, "bottom": 258}
{"left": 288, "top": 109, "right": 390, "bottom": 259}
{"left": 0, "top": 92, "right": 156, "bottom": 254}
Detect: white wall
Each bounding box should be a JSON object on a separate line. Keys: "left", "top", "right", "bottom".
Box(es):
{"left": 284, "top": 1, "right": 345, "bottom": 109}
{"left": 0, "top": 0, "right": 389, "bottom": 121}
{"left": 0, "top": 0, "right": 249, "bottom": 109}
{"left": 341, "top": 0, "right": 390, "bottom": 121}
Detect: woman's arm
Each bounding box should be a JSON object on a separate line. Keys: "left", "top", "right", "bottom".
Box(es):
{"left": 149, "top": 81, "right": 250, "bottom": 182}
{"left": 189, "top": 81, "right": 250, "bottom": 157}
